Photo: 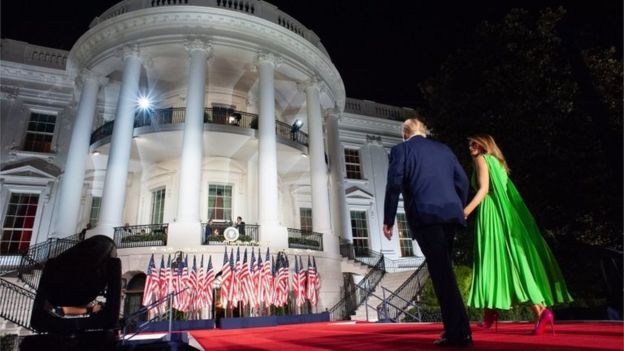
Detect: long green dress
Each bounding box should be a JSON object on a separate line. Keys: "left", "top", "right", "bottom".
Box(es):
{"left": 467, "top": 154, "right": 573, "bottom": 309}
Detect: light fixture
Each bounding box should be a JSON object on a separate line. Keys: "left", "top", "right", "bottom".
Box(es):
{"left": 291, "top": 119, "right": 304, "bottom": 131}
{"left": 137, "top": 96, "right": 152, "bottom": 110}
{"left": 301, "top": 153, "right": 308, "bottom": 158}
{"left": 93, "top": 151, "right": 100, "bottom": 156}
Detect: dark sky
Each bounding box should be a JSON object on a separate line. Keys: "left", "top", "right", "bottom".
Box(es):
{"left": 1, "top": 0, "right": 621, "bottom": 108}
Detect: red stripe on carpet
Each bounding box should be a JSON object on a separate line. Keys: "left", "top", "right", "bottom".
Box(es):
{"left": 189, "top": 321, "right": 624, "bottom": 351}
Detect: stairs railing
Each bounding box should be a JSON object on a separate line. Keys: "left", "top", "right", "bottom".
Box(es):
{"left": 0, "top": 234, "right": 83, "bottom": 332}
{"left": 0, "top": 278, "right": 36, "bottom": 330}
{"left": 328, "top": 253, "right": 385, "bottom": 321}
{"left": 375, "top": 262, "right": 429, "bottom": 322}
{"left": 339, "top": 241, "right": 383, "bottom": 268}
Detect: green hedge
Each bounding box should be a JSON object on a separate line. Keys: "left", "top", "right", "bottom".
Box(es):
{"left": 121, "top": 233, "right": 166, "bottom": 243}
{"left": 288, "top": 237, "right": 320, "bottom": 247}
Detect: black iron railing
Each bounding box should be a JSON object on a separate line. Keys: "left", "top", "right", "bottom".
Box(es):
{"left": 91, "top": 108, "right": 309, "bottom": 147}
{"left": 287, "top": 228, "right": 323, "bottom": 251}
{"left": 376, "top": 262, "right": 429, "bottom": 322}
{"left": 201, "top": 222, "right": 259, "bottom": 244}
{"left": 328, "top": 252, "right": 385, "bottom": 321}
{"left": 339, "top": 240, "right": 382, "bottom": 268}
{"left": 0, "top": 278, "right": 36, "bottom": 330}
{"left": 114, "top": 224, "right": 168, "bottom": 249}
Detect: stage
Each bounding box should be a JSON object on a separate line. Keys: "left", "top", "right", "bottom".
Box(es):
{"left": 187, "top": 320, "right": 623, "bottom": 351}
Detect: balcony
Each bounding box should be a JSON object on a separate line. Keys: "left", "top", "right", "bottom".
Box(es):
{"left": 90, "top": 107, "right": 308, "bottom": 149}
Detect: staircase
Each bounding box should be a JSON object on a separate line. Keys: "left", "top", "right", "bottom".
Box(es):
{"left": 351, "top": 270, "right": 415, "bottom": 321}
{"left": 0, "top": 235, "right": 82, "bottom": 334}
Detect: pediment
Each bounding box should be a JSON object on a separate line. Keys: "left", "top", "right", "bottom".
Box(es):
{"left": 0, "top": 159, "right": 60, "bottom": 180}
{"left": 345, "top": 186, "right": 374, "bottom": 200}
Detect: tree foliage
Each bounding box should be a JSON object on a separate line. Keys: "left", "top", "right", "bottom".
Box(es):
{"left": 420, "top": 7, "right": 622, "bottom": 255}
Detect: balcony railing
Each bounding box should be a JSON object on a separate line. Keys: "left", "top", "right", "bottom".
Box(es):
{"left": 200, "top": 222, "right": 259, "bottom": 244}
{"left": 113, "top": 224, "right": 168, "bottom": 249}
{"left": 90, "top": 107, "right": 308, "bottom": 148}
{"left": 287, "top": 228, "right": 323, "bottom": 251}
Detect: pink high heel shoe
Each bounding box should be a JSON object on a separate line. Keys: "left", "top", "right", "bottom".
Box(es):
{"left": 532, "top": 309, "right": 555, "bottom": 335}
{"left": 477, "top": 309, "right": 499, "bottom": 332}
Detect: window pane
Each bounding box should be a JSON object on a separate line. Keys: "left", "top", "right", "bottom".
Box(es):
{"left": 300, "top": 208, "right": 312, "bottom": 232}
{"left": 344, "top": 149, "right": 362, "bottom": 179}
{"left": 1, "top": 193, "right": 39, "bottom": 255}
{"left": 89, "top": 197, "right": 102, "bottom": 227}
{"left": 207, "top": 184, "right": 232, "bottom": 221}
{"left": 151, "top": 188, "right": 165, "bottom": 224}
{"left": 397, "top": 213, "right": 414, "bottom": 257}
{"left": 23, "top": 112, "right": 56, "bottom": 153}
{"left": 350, "top": 210, "right": 369, "bottom": 254}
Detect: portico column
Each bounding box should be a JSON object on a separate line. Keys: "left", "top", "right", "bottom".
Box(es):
{"left": 304, "top": 79, "right": 339, "bottom": 256}
{"left": 256, "top": 52, "right": 288, "bottom": 248}
{"left": 326, "top": 109, "right": 351, "bottom": 242}
{"left": 95, "top": 45, "right": 142, "bottom": 238}
{"left": 168, "top": 40, "right": 211, "bottom": 247}
{"left": 54, "top": 70, "right": 107, "bottom": 237}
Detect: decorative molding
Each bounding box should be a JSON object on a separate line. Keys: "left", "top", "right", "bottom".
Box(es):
{"left": 255, "top": 51, "right": 282, "bottom": 69}
{"left": 115, "top": 43, "right": 142, "bottom": 62}
{"left": 185, "top": 38, "right": 213, "bottom": 58}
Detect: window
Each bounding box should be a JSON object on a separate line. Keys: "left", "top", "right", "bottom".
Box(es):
{"left": 396, "top": 213, "right": 415, "bottom": 257}
{"left": 23, "top": 112, "right": 56, "bottom": 153}
{"left": 208, "top": 184, "right": 232, "bottom": 221}
{"left": 300, "top": 208, "right": 312, "bottom": 232}
{"left": 89, "top": 197, "right": 101, "bottom": 227}
{"left": 344, "top": 149, "right": 362, "bottom": 179}
{"left": 350, "top": 210, "right": 369, "bottom": 255}
{"left": 1, "top": 193, "right": 39, "bottom": 255}
{"left": 150, "top": 188, "right": 166, "bottom": 224}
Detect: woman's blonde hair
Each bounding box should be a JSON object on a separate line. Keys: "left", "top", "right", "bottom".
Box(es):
{"left": 468, "top": 134, "right": 510, "bottom": 173}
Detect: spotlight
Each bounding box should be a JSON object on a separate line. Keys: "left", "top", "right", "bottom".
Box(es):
{"left": 137, "top": 96, "right": 152, "bottom": 110}
{"left": 291, "top": 119, "right": 304, "bottom": 131}
{"left": 228, "top": 112, "right": 242, "bottom": 126}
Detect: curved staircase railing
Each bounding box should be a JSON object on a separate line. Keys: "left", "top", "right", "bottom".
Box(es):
{"left": 376, "top": 262, "right": 429, "bottom": 322}
{"left": 0, "top": 278, "right": 36, "bottom": 330}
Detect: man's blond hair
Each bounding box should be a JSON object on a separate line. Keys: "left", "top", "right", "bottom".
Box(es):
{"left": 403, "top": 118, "right": 428, "bottom": 139}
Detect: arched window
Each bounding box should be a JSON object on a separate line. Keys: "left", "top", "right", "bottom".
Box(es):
{"left": 124, "top": 273, "right": 146, "bottom": 322}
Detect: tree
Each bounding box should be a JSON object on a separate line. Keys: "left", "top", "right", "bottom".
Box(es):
{"left": 420, "top": 7, "right": 622, "bottom": 258}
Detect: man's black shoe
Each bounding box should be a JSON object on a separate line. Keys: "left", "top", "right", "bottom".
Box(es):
{"left": 433, "top": 335, "right": 473, "bottom": 348}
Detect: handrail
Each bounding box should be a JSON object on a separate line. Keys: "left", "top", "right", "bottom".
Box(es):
{"left": 375, "top": 262, "right": 429, "bottom": 322}
{"left": 328, "top": 253, "right": 385, "bottom": 321}
{"left": 0, "top": 277, "right": 36, "bottom": 330}
{"left": 90, "top": 107, "right": 309, "bottom": 148}
{"left": 339, "top": 240, "right": 383, "bottom": 268}
{"left": 114, "top": 224, "right": 168, "bottom": 249}
{"left": 287, "top": 228, "right": 323, "bottom": 251}
{"left": 353, "top": 284, "right": 419, "bottom": 322}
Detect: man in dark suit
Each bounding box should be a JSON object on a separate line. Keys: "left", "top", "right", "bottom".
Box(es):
{"left": 383, "top": 117, "right": 472, "bottom": 347}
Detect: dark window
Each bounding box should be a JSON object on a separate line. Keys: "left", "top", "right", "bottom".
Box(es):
{"left": 23, "top": 112, "right": 56, "bottom": 153}
{"left": 1, "top": 193, "right": 39, "bottom": 255}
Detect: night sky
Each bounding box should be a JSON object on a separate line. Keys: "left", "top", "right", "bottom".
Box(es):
{"left": 1, "top": 0, "right": 621, "bottom": 109}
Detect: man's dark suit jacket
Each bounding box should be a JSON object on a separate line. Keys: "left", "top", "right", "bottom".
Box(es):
{"left": 383, "top": 135, "right": 469, "bottom": 231}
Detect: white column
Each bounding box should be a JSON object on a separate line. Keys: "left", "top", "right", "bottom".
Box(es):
{"left": 256, "top": 52, "right": 288, "bottom": 248}
{"left": 326, "top": 110, "right": 351, "bottom": 242}
{"left": 304, "top": 79, "right": 339, "bottom": 256}
{"left": 95, "top": 46, "right": 142, "bottom": 237}
{"left": 54, "top": 70, "right": 106, "bottom": 237}
{"left": 168, "top": 40, "right": 211, "bottom": 247}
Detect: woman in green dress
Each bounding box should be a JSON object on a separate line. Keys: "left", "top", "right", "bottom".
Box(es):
{"left": 463, "top": 134, "right": 573, "bottom": 334}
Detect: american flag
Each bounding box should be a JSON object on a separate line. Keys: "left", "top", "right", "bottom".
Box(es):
{"left": 239, "top": 248, "right": 250, "bottom": 307}
{"left": 296, "top": 256, "right": 307, "bottom": 307}
{"left": 142, "top": 254, "right": 159, "bottom": 307}
{"left": 292, "top": 256, "right": 300, "bottom": 306}
{"left": 253, "top": 248, "right": 263, "bottom": 309}
{"left": 188, "top": 256, "right": 199, "bottom": 311}
{"left": 219, "top": 247, "right": 232, "bottom": 308}
{"left": 227, "top": 248, "right": 238, "bottom": 307}
{"left": 275, "top": 252, "right": 289, "bottom": 306}
{"left": 248, "top": 249, "right": 258, "bottom": 309}
{"left": 306, "top": 256, "right": 318, "bottom": 305}
{"left": 261, "top": 248, "right": 273, "bottom": 308}
{"left": 205, "top": 255, "right": 215, "bottom": 311}
{"left": 195, "top": 255, "right": 206, "bottom": 311}
{"left": 172, "top": 255, "right": 188, "bottom": 312}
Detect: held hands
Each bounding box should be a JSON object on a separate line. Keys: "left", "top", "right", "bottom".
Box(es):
{"left": 383, "top": 224, "right": 393, "bottom": 241}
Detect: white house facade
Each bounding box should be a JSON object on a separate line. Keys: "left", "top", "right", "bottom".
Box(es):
{"left": 0, "top": 0, "right": 424, "bottom": 317}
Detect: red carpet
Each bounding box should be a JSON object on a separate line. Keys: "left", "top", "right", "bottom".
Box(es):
{"left": 190, "top": 321, "right": 624, "bottom": 350}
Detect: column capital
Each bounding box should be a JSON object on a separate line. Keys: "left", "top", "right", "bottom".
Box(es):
{"left": 78, "top": 69, "right": 108, "bottom": 87}
{"left": 255, "top": 51, "right": 282, "bottom": 69}
{"left": 116, "top": 43, "right": 142, "bottom": 62}
{"left": 185, "top": 38, "right": 213, "bottom": 58}
{"left": 298, "top": 76, "right": 328, "bottom": 95}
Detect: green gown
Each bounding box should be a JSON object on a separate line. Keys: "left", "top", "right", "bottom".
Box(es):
{"left": 467, "top": 154, "right": 573, "bottom": 309}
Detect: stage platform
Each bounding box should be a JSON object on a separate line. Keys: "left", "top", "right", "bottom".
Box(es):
{"left": 187, "top": 320, "right": 623, "bottom": 351}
